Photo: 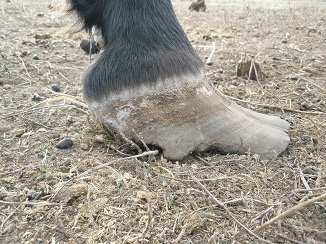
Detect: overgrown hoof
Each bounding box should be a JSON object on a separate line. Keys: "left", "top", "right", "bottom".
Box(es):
{"left": 87, "top": 75, "right": 290, "bottom": 160}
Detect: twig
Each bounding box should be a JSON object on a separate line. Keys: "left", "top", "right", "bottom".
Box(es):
{"left": 90, "top": 151, "right": 157, "bottom": 172}
{"left": 36, "top": 96, "right": 88, "bottom": 109}
{"left": 51, "top": 150, "right": 158, "bottom": 202}
{"left": 41, "top": 149, "right": 48, "bottom": 166}
{"left": 254, "top": 193, "right": 326, "bottom": 233}
{"left": 187, "top": 168, "right": 273, "bottom": 244}
{"left": 158, "top": 166, "right": 175, "bottom": 178}
{"left": 57, "top": 70, "right": 71, "bottom": 84}
{"left": 132, "top": 129, "right": 151, "bottom": 153}
{"left": 298, "top": 167, "right": 312, "bottom": 194}
{"left": 118, "top": 131, "right": 143, "bottom": 155}
{"left": 207, "top": 231, "right": 219, "bottom": 244}
{"left": 0, "top": 200, "right": 63, "bottom": 206}
{"left": 294, "top": 187, "right": 326, "bottom": 193}
{"left": 174, "top": 224, "right": 188, "bottom": 243}
{"left": 251, "top": 206, "right": 274, "bottom": 222}
{"left": 251, "top": 59, "right": 264, "bottom": 91}
{"left": 227, "top": 95, "right": 325, "bottom": 115}
{"left": 206, "top": 42, "right": 216, "bottom": 65}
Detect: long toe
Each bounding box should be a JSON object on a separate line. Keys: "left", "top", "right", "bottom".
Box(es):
{"left": 87, "top": 77, "right": 290, "bottom": 160}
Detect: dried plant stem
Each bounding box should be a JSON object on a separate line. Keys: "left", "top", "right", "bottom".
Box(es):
{"left": 0, "top": 200, "right": 62, "bottom": 206}
{"left": 251, "top": 59, "right": 264, "bottom": 91}
{"left": 174, "top": 224, "right": 188, "bottom": 243}
{"left": 133, "top": 129, "right": 151, "bottom": 152}
{"left": 254, "top": 193, "right": 326, "bottom": 233}
{"left": 86, "top": 150, "right": 157, "bottom": 175}
{"left": 206, "top": 42, "right": 216, "bottom": 65}
{"left": 118, "top": 131, "right": 143, "bottom": 154}
{"left": 294, "top": 187, "right": 326, "bottom": 193}
{"left": 228, "top": 95, "right": 325, "bottom": 115}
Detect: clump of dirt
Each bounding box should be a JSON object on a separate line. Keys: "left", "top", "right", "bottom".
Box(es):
{"left": 236, "top": 59, "right": 265, "bottom": 81}
{"left": 0, "top": 0, "right": 325, "bottom": 243}
{"left": 189, "top": 0, "right": 206, "bottom": 12}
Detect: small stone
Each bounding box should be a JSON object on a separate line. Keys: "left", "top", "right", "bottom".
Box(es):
{"left": 184, "top": 213, "right": 203, "bottom": 234}
{"left": 51, "top": 84, "right": 60, "bottom": 92}
{"left": 55, "top": 139, "right": 74, "bottom": 149}
{"left": 126, "top": 200, "right": 133, "bottom": 206}
{"left": 94, "top": 134, "right": 106, "bottom": 143}
{"left": 116, "top": 178, "right": 123, "bottom": 188}
{"left": 21, "top": 51, "right": 29, "bottom": 56}
{"left": 206, "top": 61, "right": 213, "bottom": 66}
{"left": 80, "top": 143, "right": 89, "bottom": 150}
{"left": 312, "top": 138, "right": 318, "bottom": 146}
{"left": 217, "top": 69, "right": 223, "bottom": 73}
{"left": 272, "top": 57, "right": 281, "bottom": 60}
{"left": 202, "top": 35, "right": 212, "bottom": 41}
{"left": 26, "top": 189, "right": 40, "bottom": 200}
{"left": 290, "top": 76, "right": 299, "bottom": 81}
{"left": 37, "top": 128, "right": 47, "bottom": 133}
{"left": 143, "top": 203, "right": 149, "bottom": 211}
{"left": 66, "top": 116, "right": 75, "bottom": 125}
{"left": 31, "top": 93, "right": 42, "bottom": 101}
{"left": 139, "top": 169, "right": 152, "bottom": 180}
{"left": 119, "top": 144, "right": 133, "bottom": 154}
{"left": 302, "top": 167, "right": 317, "bottom": 176}
{"left": 32, "top": 54, "right": 39, "bottom": 60}
{"left": 300, "top": 102, "right": 310, "bottom": 111}
{"left": 34, "top": 33, "right": 51, "bottom": 40}
{"left": 80, "top": 39, "right": 100, "bottom": 54}
{"left": 231, "top": 79, "right": 239, "bottom": 86}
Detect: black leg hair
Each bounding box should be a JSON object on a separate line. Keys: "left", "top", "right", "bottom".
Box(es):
{"left": 67, "top": 0, "right": 204, "bottom": 101}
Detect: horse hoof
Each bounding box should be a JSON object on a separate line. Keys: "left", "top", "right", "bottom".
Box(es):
{"left": 87, "top": 74, "right": 290, "bottom": 160}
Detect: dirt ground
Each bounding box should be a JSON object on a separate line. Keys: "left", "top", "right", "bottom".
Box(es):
{"left": 0, "top": 0, "right": 325, "bottom": 243}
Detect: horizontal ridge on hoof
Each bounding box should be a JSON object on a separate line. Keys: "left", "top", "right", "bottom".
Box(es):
{"left": 87, "top": 75, "right": 290, "bottom": 160}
